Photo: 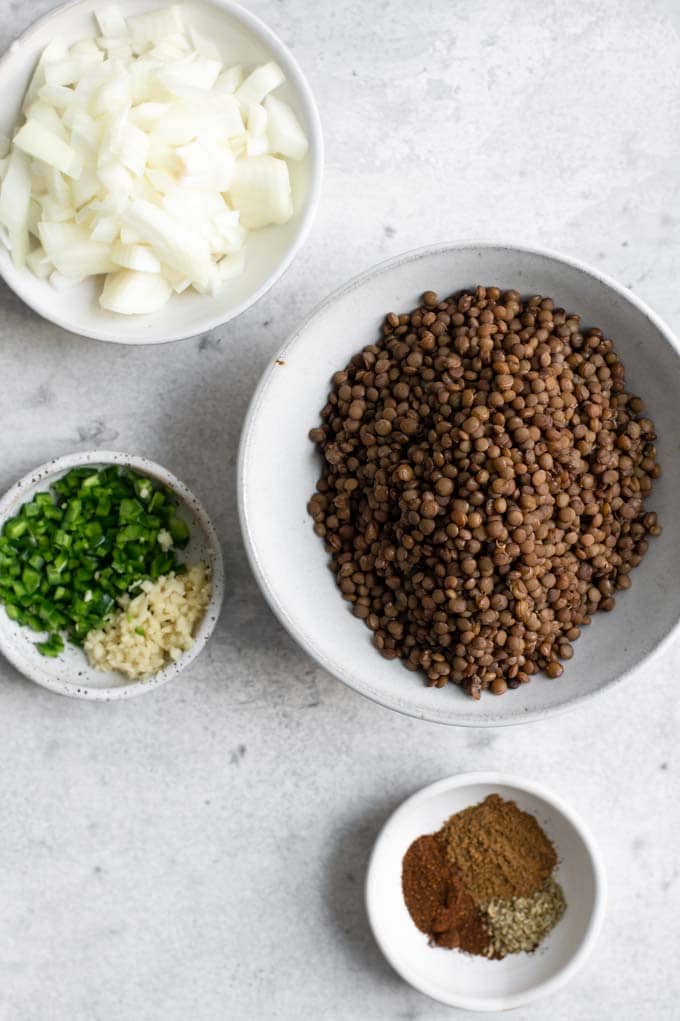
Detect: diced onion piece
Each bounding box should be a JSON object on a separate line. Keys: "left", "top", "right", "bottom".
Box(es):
{"left": 38, "top": 83, "right": 77, "bottom": 110}
{"left": 162, "top": 187, "right": 226, "bottom": 218}
{"left": 91, "top": 75, "right": 131, "bottom": 116}
{"left": 50, "top": 269, "right": 84, "bottom": 290}
{"left": 95, "top": 5, "right": 129, "bottom": 38}
{"left": 90, "top": 216, "right": 120, "bottom": 243}
{"left": 229, "top": 155, "right": 293, "bottom": 229}
{"left": 73, "top": 65, "right": 116, "bottom": 107}
{"left": 100, "top": 269, "right": 172, "bottom": 313}
{"left": 97, "top": 35, "right": 130, "bottom": 51}
{"left": 264, "top": 94, "right": 309, "bottom": 161}
{"left": 235, "top": 62, "right": 285, "bottom": 108}
{"left": 130, "top": 101, "right": 170, "bottom": 129}
{"left": 45, "top": 167, "right": 71, "bottom": 206}
{"left": 212, "top": 94, "right": 245, "bottom": 138}
{"left": 111, "top": 241, "right": 161, "bottom": 272}
{"left": 215, "top": 65, "right": 242, "bottom": 94}
{"left": 9, "top": 227, "right": 29, "bottom": 267}
{"left": 97, "top": 160, "right": 135, "bottom": 197}
{"left": 72, "top": 166, "right": 100, "bottom": 209}
{"left": 151, "top": 95, "right": 243, "bottom": 144}
{"left": 0, "top": 135, "right": 9, "bottom": 159}
{"left": 24, "top": 101, "right": 68, "bottom": 141}
{"left": 145, "top": 168, "right": 176, "bottom": 193}
{"left": 190, "top": 262, "right": 221, "bottom": 294}
{"left": 247, "top": 104, "right": 268, "bottom": 136}
{"left": 14, "top": 119, "right": 83, "bottom": 178}
{"left": 119, "top": 225, "right": 141, "bottom": 244}
{"left": 156, "top": 56, "right": 222, "bottom": 93}
{"left": 70, "top": 39, "right": 106, "bottom": 63}
{"left": 187, "top": 25, "right": 220, "bottom": 60}
{"left": 23, "top": 38, "right": 69, "bottom": 110}
{"left": 148, "top": 39, "right": 190, "bottom": 63}
{"left": 67, "top": 109, "right": 102, "bottom": 152}
{"left": 208, "top": 210, "right": 247, "bottom": 255}
{"left": 39, "top": 196, "right": 75, "bottom": 223}
{"left": 107, "top": 44, "right": 134, "bottom": 62}
{"left": 146, "top": 139, "right": 179, "bottom": 172}
{"left": 27, "top": 199, "right": 42, "bottom": 236}
{"left": 122, "top": 197, "right": 213, "bottom": 286}
{"left": 218, "top": 250, "right": 245, "bottom": 281}
{"left": 117, "top": 123, "right": 150, "bottom": 177}
{"left": 26, "top": 245, "right": 53, "bottom": 279}
{"left": 128, "top": 58, "right": 167, "bottom": 104}
{"left": 43, "top": 58, "right": 84, "bottom": 86}
{"left": 176, "top": 139, "right": 235, "bottom": 190}
{"left": 127, "top": 6, "right": 184, "bottom": 49}
{"left": 39, "top": 221, "right": 116, "bottom": 276}
{"left": 0, "top": 149, "right": 31, "bottom": 235}
{"left": 247, "top": 134, "right": 270, "bottom": 157}
{"left": 149, "top": 101, "right": 201, "bottom": 145}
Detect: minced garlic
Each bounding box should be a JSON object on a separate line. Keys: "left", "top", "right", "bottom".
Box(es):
{"left": 84, "top": 563, "right": 211, "bottom": 680}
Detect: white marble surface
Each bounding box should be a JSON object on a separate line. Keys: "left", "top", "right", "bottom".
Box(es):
{"left": 1, "top": 0, "right": 679, "bottom": 1018}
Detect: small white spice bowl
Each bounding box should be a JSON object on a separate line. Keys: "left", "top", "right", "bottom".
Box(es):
{"left": 0, "top": 450, "right": 224, "bottom": 700}
{"left": 365, "top": 771, "right": 606, "bottom": 1013}
{"left": 0, "top": 0, "right": 323, "bottom": 344}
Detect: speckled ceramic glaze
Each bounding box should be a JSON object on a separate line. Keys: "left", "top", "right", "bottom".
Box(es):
{"left": 0, "top": 451, "right": 224, "bottom": 699}
{"left": 365, "top": 771, "right": 606, "bottom": 1012}
{"left": 0, "top": 0, "right": 323, "bottom": 344}
{"left": 239, "top": 241, "right": 680, "bottom": 727}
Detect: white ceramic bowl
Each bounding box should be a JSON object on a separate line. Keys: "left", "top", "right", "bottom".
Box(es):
{"left": 365, "top": 771, "right": 605, "bottom": 1012}
{"left": 0, "top": 450, "right": 224, "bottom": 699}
{"left": 0, "top": 0, "right": 323, "bottom": 343}
{"left": 239, "top": 241, "right": 680, "bottom": 726}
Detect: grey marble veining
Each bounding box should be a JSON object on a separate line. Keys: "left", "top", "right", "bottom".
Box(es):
{"left": 1, "top": 0, "right": 679, "bottom": 1018}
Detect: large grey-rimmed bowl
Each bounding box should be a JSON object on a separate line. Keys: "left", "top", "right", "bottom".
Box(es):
{"left": 239, "top": 241, "right": 680, "bottom": 727}
{"left": 0, "top": 451, "right": 224, "bottom": 700}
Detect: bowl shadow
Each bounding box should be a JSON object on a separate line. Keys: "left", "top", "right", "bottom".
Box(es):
{"left": 322, "top": 796, "right": 413, "bottom": 995}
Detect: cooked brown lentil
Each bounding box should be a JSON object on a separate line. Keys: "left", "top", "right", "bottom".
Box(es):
{"left": 308, "top": 286, "right": 662, "bottom": 698}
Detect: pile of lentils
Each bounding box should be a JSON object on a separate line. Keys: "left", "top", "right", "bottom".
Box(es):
{"left": 308, "top": 286, "right": 661, "bottom": 699}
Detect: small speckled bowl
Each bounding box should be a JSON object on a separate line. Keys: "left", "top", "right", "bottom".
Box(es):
{"left": 0, "top": 451, "right": 224, "bottom": 699}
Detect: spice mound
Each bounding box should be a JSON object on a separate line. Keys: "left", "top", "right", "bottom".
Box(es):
{"left": 402, "top": 794, "right": 566, "bottom": 959}
{"left": 308, "top": 286, "right": 661, "bottom": 698}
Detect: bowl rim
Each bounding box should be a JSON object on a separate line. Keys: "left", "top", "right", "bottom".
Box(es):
{"left": 0, "top": 0, "right": 324, "bottom": 345}
{"left": 364, "top": 769, "right": 607, "bottom": 1012}
{"left": 0, "top": 449, "right": 225, "bottom": 699}
{"left": 238, "top": 239, "right": 680, "bottom": 727}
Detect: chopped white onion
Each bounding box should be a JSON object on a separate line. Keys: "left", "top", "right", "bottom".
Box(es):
{"left": 95, "top": 5, "right": 128, "bottom": 38}
{"left": 229, "top": 156, "right": 293, "bottom": 230}
{"left": 39, "top": 221, "right": 116, "bottom": 276}
{"left": 265, "top": 94, "right": 309, "bottom": 161}
{"left": 215, "top": 65, "right": 243, "bottom": 94}
{"left": 110, "top": 241, "right": 161, "bottom": 272}
{"left": 26, "top": 245, "right": 52, "bottom": 279}
{"left": 2, "top": 5, "right": 308, "bottom": 313}
{"left": 100, "top": 269, "right": 172, "bottom": 313}
{"left": 234, "top": 62, "right": 285, "bottom": 109}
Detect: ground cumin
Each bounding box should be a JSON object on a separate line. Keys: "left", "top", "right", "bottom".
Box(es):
{"left": 402, "top": 835, "right": 491, "bottom": 956}
{"left": 437, "top": 794, "right": 557, "bottom": 902}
